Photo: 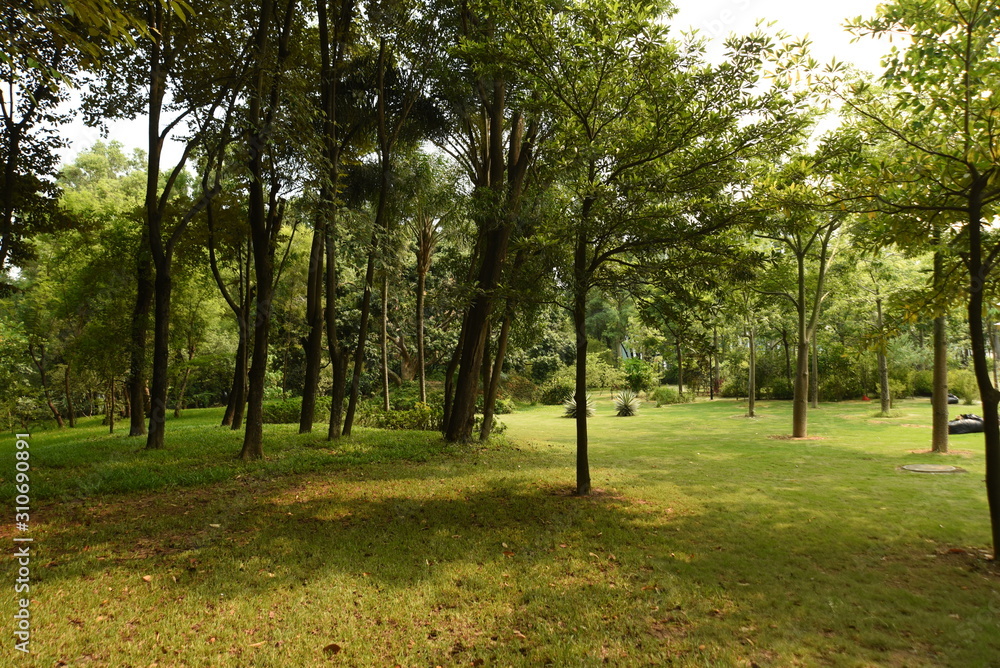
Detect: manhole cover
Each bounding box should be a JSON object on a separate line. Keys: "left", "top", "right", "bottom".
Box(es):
{"left": 900, "top": 464, "right": 966, "bottom": 474}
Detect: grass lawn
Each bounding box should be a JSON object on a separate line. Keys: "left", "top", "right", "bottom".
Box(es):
{"left": 1, "top": 397, "right": 998, "bottom": 666}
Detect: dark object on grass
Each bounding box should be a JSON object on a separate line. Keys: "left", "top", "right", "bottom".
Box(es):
{"left": 948, "top": 414, "right": 983, "bottom": 434}
{"left": 947, "top": 393, "right": 960, "bottom": 405}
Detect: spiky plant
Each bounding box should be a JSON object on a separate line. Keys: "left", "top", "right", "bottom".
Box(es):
{"left": 614, "top": 389, "right": 641, "bottom": 417}
{"left": 563, "top": 393, "right": 595, "bottom": 418}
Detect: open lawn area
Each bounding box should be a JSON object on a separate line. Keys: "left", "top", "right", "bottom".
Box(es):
{"left": 2, "top": 397, "right": 999, "bottom": 666}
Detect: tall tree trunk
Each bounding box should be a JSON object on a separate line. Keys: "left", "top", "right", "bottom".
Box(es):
{"left": 128, "top": 250, "right": 153, "bottom": 436}
{"left": 573, "top": 239, "right": 590, "bottom": 495}
{"left": 810, "top": 335, "right": 819, "bottom": 408}
{"left": 876, "top": 297, "right": 890, "bottom": 414}
{"left": 299, "top": 222, "right": 325, "bottom": 432}
{"left": 931, "top": 246, "right": 949, "bottom": 453}
{"left": 990, "top": 320, "right": 999, "bottom": 388}
{"left": 675, "top": 341, "right": 684, "bottom": 397}
{"left": 792, "top": 251, "right": 809, "bottom": 437}
{"left": 480, "top": 313, "right": 511, "bottom": 441}
{"left": 747, "top": 325, "right": 756, "bottom": 418}
{"left": 64, "top": 361, "right": 75, "bottom": 427}
{"left": 416, "top": 255, "right": 428, "bottom": 404}
{"left": 107, "top": 377, "right": 115, "bottom": 434}
{"left": 146, "top": 268, "right": 172, "bottom": 449}
{"left": 229, "top": 311, "right": 250, "bottom": 429}
{"left": 964, "top": 187, "right": 1000, "bottom": 558}
{"left": 781, "top": 327, "right": 792, "bottom": 388}
{"left": 380, "top": 272, "right": 390, "bottom": 411}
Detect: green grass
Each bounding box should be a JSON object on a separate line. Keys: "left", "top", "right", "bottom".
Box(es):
{"left": 1, "top": 399, "right": 998, "bottom": 666}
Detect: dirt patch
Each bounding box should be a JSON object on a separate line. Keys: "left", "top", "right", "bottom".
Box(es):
{"left": 899, "top": 424, "right": 932, "bottom": 429}
{"left": 767, "top": 435, "right": 827, "bottom": 441}
{"left": 908, "top": 448, "right": 975, "bottom": 458}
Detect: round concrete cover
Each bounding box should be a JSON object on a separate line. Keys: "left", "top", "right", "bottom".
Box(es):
{"left": 901, "top": 464, "right": 965, "bottom": 473}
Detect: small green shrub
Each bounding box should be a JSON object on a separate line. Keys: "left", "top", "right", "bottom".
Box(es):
{"left": 768, "top": 379, "right": 794, "bottom": 400}
{"left": 622, "top": 358, "right": 656, "bottom": 394}
{"left": 355, "top": 401, "right": 443, "bottom": 431}
{"left": 650, "top": 386, "right": 689, "bottom": 406}
{"left": 910, "top": 369, "right": 933, "bottom": 396}
{"left": 613, "top": 389, "right": 641, "bottom": 416}
{"left": 262, "top": 397, "right": 332, "bottom": 424}
{"left": 563, "top": 394, "right": 595, "bottom": 418}
{"left": 540, "top": 381, "right": 574, "bottom": 405}
{"left": 949, "top": 369, "right": 980, "bottom": 405}
{"left": 474, "top": 414, "right": 507, "bottom": 436}
{"left": 719, "top": 377, "right": 748, "bottom": 398}
{"left": 502, "top": 374, "right": 538, "bottom": 403}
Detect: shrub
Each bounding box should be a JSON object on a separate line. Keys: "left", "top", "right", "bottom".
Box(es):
{"left": 474, "top": 414, "right": 507, "bottom": 436}
{"left": 910, "top": 369, "right": 933, "bottom": 396}
{"left": 768, "top": 378, "right": 794, "bottom": 400}
{"left": 613, "top": 389, "right": 641, "bottom": 416}
{"left": 493, "top": 397, "right": 515, "bottom": 414}
{"left": 355, "top": 401, "right": 444, "bottom": 431}
{"left": 540, "top": 381, "right": 574, "bottom": 405}
{"left": 502, "top": 374, "right": 538, "bottom": 403}
{"left": 563, "top": 394, "right": 595, "bottom": 418}
{"left": 262, "top": 397, "right": 333, "bottom": 424}
{"left": 949, "top": 369, "right": 980, "bottom": 405}
{"left": 649, "top": 385, "right": 690, "bottom": 406}
{"left": 719, "top": 376, "right": 748, "bottom": 398}
{"left": 622, "top": 358, "right": 655, "bottom": 394}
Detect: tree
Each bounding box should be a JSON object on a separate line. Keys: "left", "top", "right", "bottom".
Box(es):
{"left": 520, "top": 0, "right": 808, "bottom": 493}
{"left": 825, "top": 0, "right": 1000, "bottom": 555}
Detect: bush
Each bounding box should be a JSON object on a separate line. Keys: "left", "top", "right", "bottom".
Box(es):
{"left": 563, "top": 394, "right": 595, "bottom": 418}
{"left": 502, "top": 374, "right": 538, "bottom": 403}
{"left": 910, "top": 369, "right": 933, "bottom": 397}
{"left": 949, "top": 369, "right": 980, "bottom": 405}
{"left": 540, "top": 381, "right": 574, "bottom": 405}
{"left": 474, "top": 414, "right": 507, "bottom": 436}
{"left": 262, "top": 397, "right": 333, "bottom": 424}
{"left": 355, "top": 401, "right": 444, "bottom": 431}
{"left": 649, "top": 385, "right": 688, "bottom": 406}
{"left": 719, "top": 376, "right": 748, "bottom": 398}
{"left": 768, "top": 378, "right": 794, "bottom": 400}
{"left": 622, "top": 358, "right": 655, "bottom": 394}
{"left": 613, "top": 389, "right": 641, "bottom": 416}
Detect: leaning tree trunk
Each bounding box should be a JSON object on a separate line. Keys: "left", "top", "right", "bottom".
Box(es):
{"left": 965, "top": 190, "right": 1000, "bottom": 558}
{"left": 480, "top": 313, "right": 511, "bottom": 441}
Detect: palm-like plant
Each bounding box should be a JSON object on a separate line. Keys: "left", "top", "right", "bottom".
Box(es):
{"left": 613, "top": 389, "right": 641, "bottom": 417}
{"left": 563, "top": 393, "right": 595, "bottom": 418}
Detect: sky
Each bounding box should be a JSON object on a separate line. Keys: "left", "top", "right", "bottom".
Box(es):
{"left": 57, "top": 0, "right": 891, "bottom": 167}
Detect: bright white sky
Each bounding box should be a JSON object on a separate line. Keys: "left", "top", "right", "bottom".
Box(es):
{"left": 58, "top": 0, "right": 890, "bottom": 166}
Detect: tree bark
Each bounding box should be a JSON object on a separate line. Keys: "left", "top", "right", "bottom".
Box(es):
{"left": 931, "top": 249, "right": 949, "bottom": 453}
{"left": 810, "top": 335, "right": 819, "bottom": 408}
{"left": 64, "top": 360, "right": 75, "bottom": 427}
{"left": 127, "top": 249, "right": 153, "bottom": 436}
{"left": 299, "top": 223, "right": 325, "bottom": 432}
{"left": 876, "top": 297, "right": 890, "bottom": 414}
{"left": 480, "top": 312, "right": 511, "bottom": 440}
{"left": 28, "top": 344, "right": 64, "bottom": 428}
{"left": 675, "top": 341, "right": 684, "bottom": 397}
{"left": 573, "top": 237, "right": 591, "bottom": 495}
{"left": 747, "top": 325, "right": 756, "bottom": 418}
{"left": 380, "top": 272, "right": 391, "bottom": 411}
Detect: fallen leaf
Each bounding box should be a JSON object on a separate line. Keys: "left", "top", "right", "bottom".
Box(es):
{"left": 141, "top": 576, "right": 152, "bottom": 582}
{"left": 324, "top": 643, "right": 341, "bottom": 655}
{"left": 502, "top": 551, "right": 514, "bottom": 557}
{"left": 513, "top": 630, "right": 527, "bottom": 639}
{"left": 559, "top": 544, "right": 568, "bottom": 548}
{"left": 209, "top": 524, "right": 221, "bottom": 528}
{"left": 250, "top": 641, "right": 265, "bottom": 647}
{"left": 208, "top": 637, "right": 216, "bottom": 644}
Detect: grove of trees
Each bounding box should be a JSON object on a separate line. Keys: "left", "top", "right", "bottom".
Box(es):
{"left": 3, "top": 0, "right": 1000, "bottom": 553}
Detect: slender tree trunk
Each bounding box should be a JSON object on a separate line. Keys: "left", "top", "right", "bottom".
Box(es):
{"left": 480, "top": 313, "right": 511, "bottom": 441}
{"left": 107, "top": 377, "right": 115, "bottom": 434}
{"left": 573, "top": 252, "right": 590, "bottom": 496}
{"left": 710, "top": 326, "right": 718, "bottom": 400}
{"left": 299, "top": 223, "right": 325, "bottom": 432}
{"left": 416, "top": 258, "right": 428, "bottom": 404}
{"left": 931, "top": 252, "right": 949, "bottom": 453}
{"left": 990, "top": 320, "right": 998, "bottom": 388}
{"left": 343, "top": 240, "right": 377, "bottom": 436}
{"left": 230, "top": 307, "right": 251, "bottom": 430}
{"left": 876, "top": 297, "right": 890, "bottom": 414}
{"left": 675, "top": 341, "right": 684, "bottom": 397}
{"left": 781, "top": 328, "right": 792, "bottom": 388}
{"left": 146, "top": 268, "right": 171, "bottom": 449}
{"left": 810, "top": 336, "right": 819, "bottom": 408}
{"left": 64, "top": 361, "right": 75, "bottom": 427}
{"left": 964, "top": 190, "right": 1000, "bottom": 558}
{"left": 747, "top": 325, "right": 756, "bottom": 418}
{"left": 128, "top": 250, "right": 153, "bottom": 436}
{"left": 380, "top": 273, "right": 390, "bottom": 411}
{"left": 792, "top": 249, "right": 809, "bottom": 437}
